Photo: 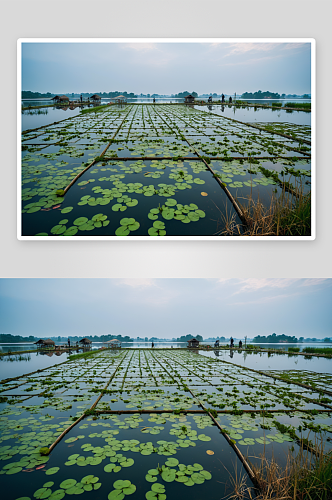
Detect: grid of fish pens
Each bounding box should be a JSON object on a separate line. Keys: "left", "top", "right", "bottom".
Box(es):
{"left": 21, "top": 104, "right": 311, "bottom": 237}
{"left": 1, "top": 349, "right": 331, "bottom": 500}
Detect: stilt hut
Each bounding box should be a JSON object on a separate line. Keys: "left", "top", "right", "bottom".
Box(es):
{"left": 90, "top": 94, "right": 101, "bottom": 102}
{"left": 105, "top": 339, "right": 122, "bottom": 349}
{"left": 185, "top": 94, "right": 195, "bottom": 104}
{"left": 187, "top": 338, "right": 200, "bottom": 348}
{"left": 34, "top": 339, "right": 55, "bottom": 348}
{"left": 79, "top": 338, "right": 92, "bottom": 346}
{"left": 114, "top": 95, "right": 127, "bottom": 104}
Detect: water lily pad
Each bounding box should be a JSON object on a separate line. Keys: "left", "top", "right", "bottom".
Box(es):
{"left": 61, "top": 207, "right": 73, "bottom": 214}
{"left": 63, "top": 226, "right": 78, "bottom": 236}
{"left": 49, "top": 491, "right": 65, "bottom": 500}
{"left": 161, "top": 469, "right": 175, "bottom": 482}
{"left": 33, "top": 488, "right": 52, "bottom": 499}
{"left": 73, "top": 217, "right": 88, "bottom": 226}
{"left": 151, "top": 484, "right": 165, "bottom": 493}
{"left": 45, "top": 467, "right": 59, "bottom": 475}
{"left": 165, "top": 458, "right": 179, "bottom": 467}
{"left": 60, "top": 479, "right": 77, "bottom": 489}
{"left": 145, "top": 474, "right": 158, "bottom": 482}
{"left": 115, "top": 226, "right": 130, "bottom": 236}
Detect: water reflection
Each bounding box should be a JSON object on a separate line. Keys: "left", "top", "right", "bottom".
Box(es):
{"left": 0, "top": 353, "right": 31, "bottom": 362}
{"left": 198, "top": 104, "right": 310, "bottom": 126}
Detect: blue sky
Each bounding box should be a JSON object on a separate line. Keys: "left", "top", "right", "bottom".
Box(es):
{"left": 21, "top": 41, "right": 311, "bottom": 95}
{"left": 0, "top": 279, "right": 330, "bottom": 339}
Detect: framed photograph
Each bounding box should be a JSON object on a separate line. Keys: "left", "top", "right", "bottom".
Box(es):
{"left": 18, "top": 38, "right": 315, "bottom": 239}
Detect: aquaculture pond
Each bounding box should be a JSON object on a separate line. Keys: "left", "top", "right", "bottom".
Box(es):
{"left": 20, "top": 104, "right": 311, "bottom": 237}
{"left": 1, "top": 349, "right": 331, "bottom": 500}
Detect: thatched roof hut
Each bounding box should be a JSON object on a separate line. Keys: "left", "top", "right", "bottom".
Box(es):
{"left": 34, "top": 339, "right": 55, "bottom": 347}
{"left": 59, "top": 95, "right": 69, "bottom": 102}
{"left": 51, "top": 95, "right": 60, "bottom": 102}
{"left": 185, "top": 94, "right": 195, "bottom": 103}
{"left": 90, "top": 94, "right": 101, "bottom": 101}
{"left": 79, "top": 338, "right": 92, "bottom": 345}
{"left": 105, "top": 339, "right": 121, "bottom": 348}
{"left": 187, "top": 338, "right": 200, "bottom": 348}
{"left": 114, "top": 95, "right": 127, "bottom": 103}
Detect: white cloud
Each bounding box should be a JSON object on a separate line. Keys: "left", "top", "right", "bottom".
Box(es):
{"left": 121, "top": 43, "right": 157, "bottom": 52}
{"left": 115, "top": 278, "right": 157, "bottom": 288}
{"left": 224, "top": 42, "right": 282, "bottom": 56}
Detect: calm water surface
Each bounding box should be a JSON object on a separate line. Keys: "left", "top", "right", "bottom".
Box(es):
{"left": 200, "top": 349, "right": 332, "bottom": 374}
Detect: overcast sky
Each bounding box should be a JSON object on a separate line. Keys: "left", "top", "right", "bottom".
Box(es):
{"left": 21, "top": 41, "right": 311, "bottom": 95}
{"left": 0, "top": 278, "right": 330, "bottom": 339}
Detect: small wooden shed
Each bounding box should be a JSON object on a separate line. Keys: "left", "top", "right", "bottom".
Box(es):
{"left": 79, "top": 338, "right": 92, "bottom": 345}
{"left": 187, "top": 338, "right": 200, "bottom": 348}
{"left": 90, "top": 94, "right": 101, "bottom": 102}
{"left": 34, "top": 339, "right": 55, "bottom": 348}
{"left": 185, "top": 94, "right": 195, "bottom": 103}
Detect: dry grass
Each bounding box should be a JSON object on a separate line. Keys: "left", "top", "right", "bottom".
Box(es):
{"left": 234, "top": 188, "right": 310, "bottom": 237}
{"left": 225, "top": 441, "right": 332, "bottom": 500}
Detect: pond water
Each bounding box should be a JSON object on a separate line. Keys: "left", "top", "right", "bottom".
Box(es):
{"left": 22, "top": 107, "right": 82, "bottom": 132}
{"left": 21, "top": 104, "right": 311, "bottom": 238}
{"left": 200, "top": 104, "right": 311, "bottom": 126}
{"left": 0, "top": 351, "right": 71, "bottom": 380}
{"left": 0, "top": 349, "right": 330, "bottom": 500}
{"left": 199, "top": 349, "right": 332, "bottom": 374}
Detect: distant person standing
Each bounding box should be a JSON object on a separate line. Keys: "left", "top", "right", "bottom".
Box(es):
{"left": 68, "top": 338, "right": 71, "bottom": 348}
{"left": 229, "top": 96, "right": 233, "bottom": 104}
{"left": 239, "top": 340, "right": 242, "bottom": 348}
{"left": 152, "top": 342, "right": 154, "bottom": 348}
{"left": 221, "top": 94, "right": 225, "bottom": 103}
{"left": 80, "top": 94, "right": 82, "bottom": 103}
{"left": 230, "top": 337, "right": 234, "bottom": 348}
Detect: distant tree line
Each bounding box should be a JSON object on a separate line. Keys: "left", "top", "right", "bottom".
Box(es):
{"left": 175, "top": 334, "right": 203, "bottom": 342}
{"left": 22, "top": 91, "right": 137, "bottom": 99}
{"left": 174, "top": 91, "right": 198, "bottom": 98}
{"left": 241, "top": 90, "right": 281, "bottom": 99}
{"left": 22, "top": 91, "right": 54, "bottom": 99}
{"left": 0, "top": 334, "right": 38, "bottom": 343}
{"left": 241, "top": 90, "right": 310, "bottom": 99}
{"left": 253, "top": 333, "right": 298, "bottom": 343}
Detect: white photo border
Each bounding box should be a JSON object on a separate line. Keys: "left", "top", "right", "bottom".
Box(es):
{"left": 17, "top": 38, "right": 316, "bottom": 241}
